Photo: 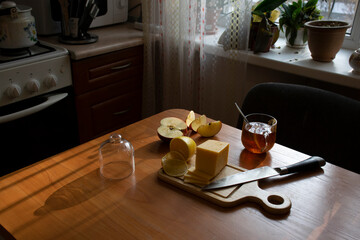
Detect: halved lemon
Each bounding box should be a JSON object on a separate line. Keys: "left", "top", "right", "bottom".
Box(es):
{"left": 170, "top": 136, "right": 196, "bottom": 160}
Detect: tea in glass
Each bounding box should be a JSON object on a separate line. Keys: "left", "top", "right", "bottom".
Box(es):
{"left": 241, "top": 113, "right": 277, "bottom": 154}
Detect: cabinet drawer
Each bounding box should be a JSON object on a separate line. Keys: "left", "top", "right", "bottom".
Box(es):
{"left": 72, "top": 45, "right": 143, "bottom": 95}
{"left": 76, "top": 77, "right": 142, "bottom": 142}
{"left": 91, "top": 90, "right": 142, "bottom": 138}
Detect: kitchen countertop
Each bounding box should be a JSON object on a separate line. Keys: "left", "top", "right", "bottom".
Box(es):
{"left": 40, "top": 22, "right": 144, "bottom": 60}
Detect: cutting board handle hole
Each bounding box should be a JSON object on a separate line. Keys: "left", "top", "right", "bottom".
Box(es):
{"left": 267, "top": 195, "right": 284, "bottom": 205}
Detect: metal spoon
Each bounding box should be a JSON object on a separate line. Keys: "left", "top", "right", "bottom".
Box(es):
{"left": 234, "top": 102, "right": 249, "bottom": 124}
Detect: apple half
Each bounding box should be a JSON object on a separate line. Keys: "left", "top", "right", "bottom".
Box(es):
{"left": 185, "top": 110, "right": 196, "bottom": 128}
{"left": 190, "top": 115, "right": 207, "bottom": 132}
{"left": 197, "top": 121, "right": 222, "bottom": 137}
{"left": 157, "top": 117, "right": 188, "bottom": 142}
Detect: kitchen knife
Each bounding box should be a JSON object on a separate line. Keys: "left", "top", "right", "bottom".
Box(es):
{"left": 79, "top": 4, "right": 99, "bottom": 33}
{"left": 202, "top": 156, "right": 326, "bottom": 191}
{"left": 78, "top": 0, "right": 94, "bottom": 32}
{"left": 58, "top": 0, "right": 71, "bottom": 36}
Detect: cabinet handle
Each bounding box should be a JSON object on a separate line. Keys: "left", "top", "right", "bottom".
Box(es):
{"left": 111, "top": 63, "right": 132, "bottom": 70}
{"left": 113, "top": 109, "right": 130, "bottom": 116}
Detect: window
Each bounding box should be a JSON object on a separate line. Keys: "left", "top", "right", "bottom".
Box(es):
{"left": 215, "top": 0, "right": 360, "bottom": 49}
{"left": 319, "top": 0, "right": 360, "bottom": 49}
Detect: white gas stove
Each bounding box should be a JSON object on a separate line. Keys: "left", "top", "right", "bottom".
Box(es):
{"left": 0, "top": 40, "right": 79, "bottom": 176}
{"left": 0, "top": 41, "right": 72, "bottom": 107}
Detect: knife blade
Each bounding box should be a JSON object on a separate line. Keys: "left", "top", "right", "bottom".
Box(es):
{"left": 202, "top": 156, "right": 326, "bottom": 191}
{"left": 78, "top": 0, "right": 94, "bottom": 26}
{"left": 80, "top": 4, "right": 99, "bottom": 32}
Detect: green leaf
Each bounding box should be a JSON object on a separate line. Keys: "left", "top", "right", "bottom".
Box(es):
{"left": 279, "top": 0, "right": 323, "bottom": 30}
{"left": 288, "top": 27, "right": 298, "bottom": 46}
{"left": 282, "top": 4, "right": 291, "bottom": 18}
{"left": 305, "top": 0, "right": 318, "bottom": 9}
{"left": 292, "top": 7, "right": 301, "bottom": 22}
{"left": 254, "top": 0, "right": 287, "bottom": 13}
{"left": 252, "top": 10, "right": 266, "bottom": 18}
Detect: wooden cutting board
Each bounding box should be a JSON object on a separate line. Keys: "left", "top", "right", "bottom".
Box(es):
{"left": 158, "top": 164, "right": 291, "bottom": 214}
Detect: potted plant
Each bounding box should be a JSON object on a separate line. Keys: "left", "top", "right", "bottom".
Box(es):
{"left": 250, "top": 0, "right": 287, "bottom": 53}
{"left": 304, "top": 20, "right": 351, "bottom": 62}
{"left": 279, "top": 0, "right": 322, "bottom": 48}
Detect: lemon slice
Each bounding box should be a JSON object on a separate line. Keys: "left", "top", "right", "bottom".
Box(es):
{"left": 161, "top": 151, "right": 185, "bottom": 166}
{"left": 162, "top": 151, "right": 188, "bottom": 177}
{"left": 253, "top": 134, "right": 267, "bottom": 153}
{"left": 170, "top": 136, "right": 196, "bottom": 160}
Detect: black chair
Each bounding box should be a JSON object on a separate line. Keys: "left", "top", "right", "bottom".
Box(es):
{"left": 237, "top": 82, "right": 360, "bottom": 174}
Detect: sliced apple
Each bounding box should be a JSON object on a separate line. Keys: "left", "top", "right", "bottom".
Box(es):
{"left": 157, "top": 117, "right": 188, "bottom": 142}
{"left": 197, "top": 121, "right": 222, "bottom": 137}
{"left": 190, "top": 115, "right": 207, "bottom": 132}
{"left": 185, "top": 110, "right": 196, "bottom": 128}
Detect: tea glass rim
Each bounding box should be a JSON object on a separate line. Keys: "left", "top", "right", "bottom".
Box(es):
{"left": 244, "top": 113, "right": 277, "bottom": 127}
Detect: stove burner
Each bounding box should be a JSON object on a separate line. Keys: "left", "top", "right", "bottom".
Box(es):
{"left": 0, "top": 42, "right": 56, "bottom": 64}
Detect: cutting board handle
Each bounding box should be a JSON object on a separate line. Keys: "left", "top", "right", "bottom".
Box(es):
{"left": 232, "top": 181, "right": 292, "bottom": 214}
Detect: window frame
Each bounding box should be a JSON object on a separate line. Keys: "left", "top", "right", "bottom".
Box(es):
{"left": 343, "top": 1, "right": 360, "bottom": 49}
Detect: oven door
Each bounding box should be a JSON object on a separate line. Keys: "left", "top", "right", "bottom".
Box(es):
{"left": 0, "top": 87, "right": 79, "bottom": 176}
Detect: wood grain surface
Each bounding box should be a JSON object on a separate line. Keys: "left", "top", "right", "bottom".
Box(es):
{"left": 158, "top": 165, "right": 292, "bottom": 214}
{"left": 0, "top": 109, "right": 359, "bottom": 240}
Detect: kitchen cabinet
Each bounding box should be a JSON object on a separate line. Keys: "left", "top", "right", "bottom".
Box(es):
{"left": 72, "top": 45, "right": 143, "bottom": 143}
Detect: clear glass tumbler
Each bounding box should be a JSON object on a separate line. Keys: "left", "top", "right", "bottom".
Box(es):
{"left": 99, "top": 133, "right": 135, "bottom": 180}
{"left": 241, "top": 113, "right": 277, "bottom": 154}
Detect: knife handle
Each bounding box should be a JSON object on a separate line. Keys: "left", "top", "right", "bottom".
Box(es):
{"left": 277, "top": 156, "right": 326, "bottom": 175}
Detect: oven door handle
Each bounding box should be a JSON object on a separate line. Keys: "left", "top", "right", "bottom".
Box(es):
{"left": 0, "top": 93, "right": 68, "bottom": 124}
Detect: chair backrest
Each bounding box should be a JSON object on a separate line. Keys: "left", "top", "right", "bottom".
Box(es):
{"left": 238, "top": 82, "right": 360, "bottom": 174}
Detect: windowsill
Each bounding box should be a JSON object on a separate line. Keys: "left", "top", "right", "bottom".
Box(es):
{"left": 203, "top": 30, "right": 360, "bottom": 90}
{"left": 247, "top": 38, "right": 360, "bottom": 90}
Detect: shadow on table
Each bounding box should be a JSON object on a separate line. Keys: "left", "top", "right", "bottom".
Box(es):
{"left": 34, "top": 169, "right": 109, "bottom": 216}
{"left": 238, "top": 149, "right": 272, "bottom": 170}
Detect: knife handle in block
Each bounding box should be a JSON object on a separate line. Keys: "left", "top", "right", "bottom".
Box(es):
{"left": 276, "top": 156, "right": 326, "bottom": 175}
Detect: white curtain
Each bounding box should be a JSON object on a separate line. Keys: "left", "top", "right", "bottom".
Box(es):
{"left": 142, "top": 0, "right": 252, "bottom": 126}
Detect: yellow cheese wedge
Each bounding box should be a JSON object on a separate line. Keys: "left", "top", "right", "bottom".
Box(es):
{"left": 184, "top": 175, "right": 210, "bottom": 185}
{"left": 195, "top": 140, "right": 229, "bottom": 178}
{"left": 185, "top": 172, "right": 208, "bottom": 182}
{"left": 186, "top": 166, "right": 213, "bottom": 181}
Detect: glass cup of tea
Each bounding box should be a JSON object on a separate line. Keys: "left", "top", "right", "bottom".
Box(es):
{"left": 241, "top": 113, "right": 277, "bottom": 154}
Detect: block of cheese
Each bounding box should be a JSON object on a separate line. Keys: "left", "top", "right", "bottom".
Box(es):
{"left": 195, "top": 140, "right": 229, "bottom": 178}
{"left": 183, "top": 176, "right": 210, "bottom": 186}
{"left": 185, "top": 166, "right": 213, "bottom": 181}
{"left": 184, "top": 167, "right": 211, "bottom": 185}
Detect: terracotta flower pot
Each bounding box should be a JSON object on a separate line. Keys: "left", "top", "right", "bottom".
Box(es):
{"left": 304, "top": 20, "right": 351, "bottom": 62}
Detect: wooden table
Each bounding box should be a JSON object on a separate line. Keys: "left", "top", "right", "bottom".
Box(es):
{"left": 0, "top": 109, "right": 359, "bottom": 239}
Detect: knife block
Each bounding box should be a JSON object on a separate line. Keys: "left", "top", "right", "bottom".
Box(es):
{"left": 58, "top": 16, "right": 98, "bottom": 45}
{"left": 59, "top": 32, "right": 98, "bottom": 45}
{"left": 57, "top": 0, "right": 99, "bottom": 45}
